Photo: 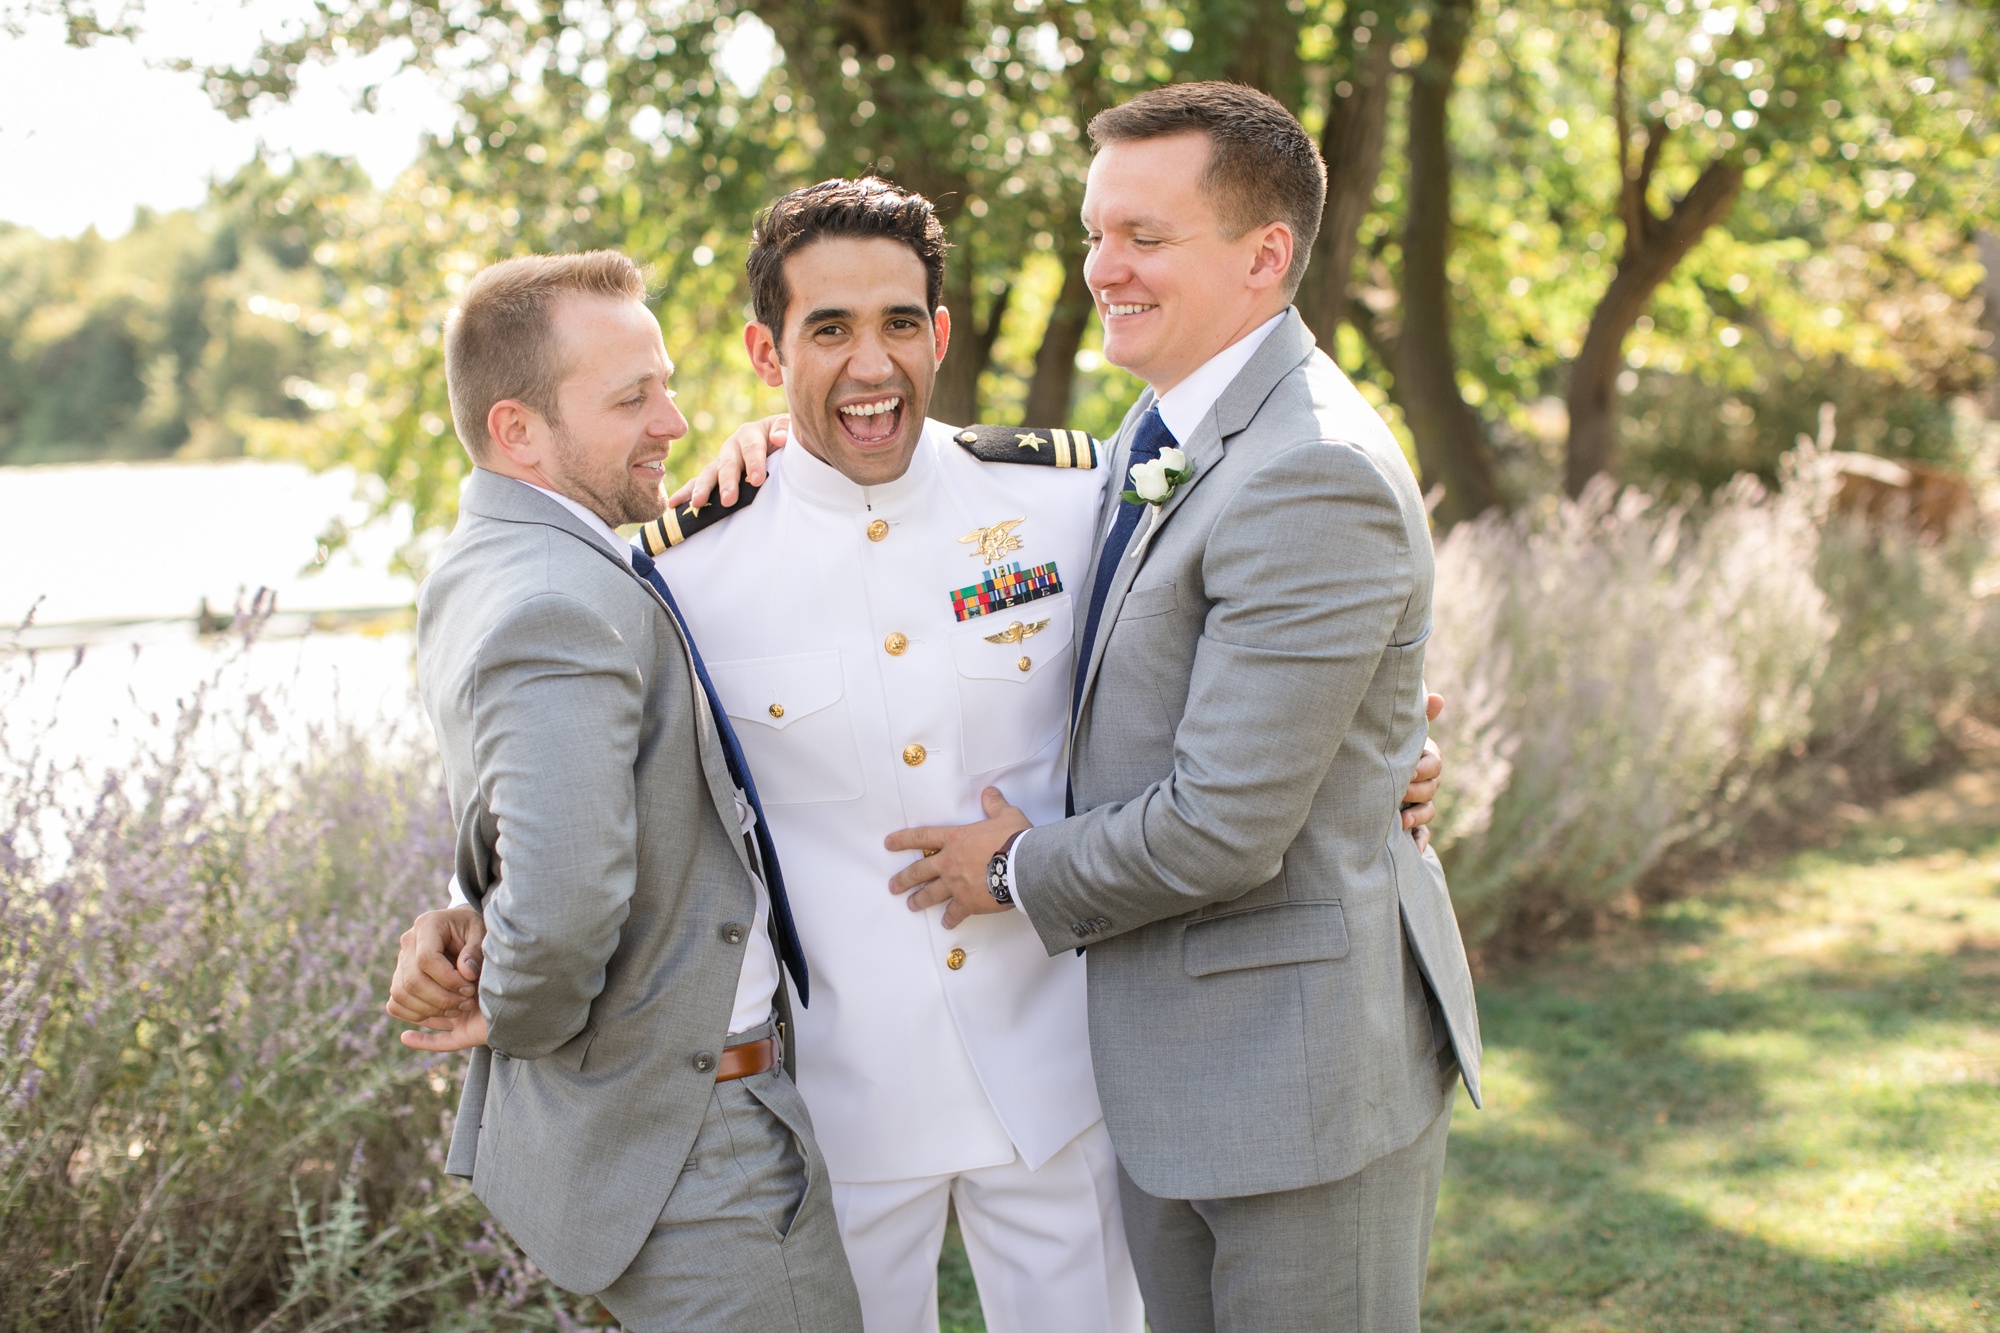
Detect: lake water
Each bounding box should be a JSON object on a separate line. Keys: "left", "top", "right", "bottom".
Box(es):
{"left": 1, "top": 458, "right": 425, "bottom": 777}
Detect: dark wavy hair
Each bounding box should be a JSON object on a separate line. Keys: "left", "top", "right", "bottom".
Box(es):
{"left": 745, "top": 177, "right": 949, "bottom": 339}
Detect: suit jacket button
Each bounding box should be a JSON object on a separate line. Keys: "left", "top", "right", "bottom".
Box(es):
{"left": 720, "top": 923, "right": 746, "bottom": 945}
{"left": 946, "top": 947, "right": 967, "bottom": 970}
{"left": 902, "top": 743, "right": 927, "bottom": 766}
{"left": 692, "top": 1052, "right": 716, "bottom": 1074}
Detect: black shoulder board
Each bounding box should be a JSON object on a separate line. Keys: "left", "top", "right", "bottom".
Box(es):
{"left": 637, "top": 479, "right": 763, "bottom": 555}
{"left": 952, "top": 424, "right": 1102, "bottom": 469}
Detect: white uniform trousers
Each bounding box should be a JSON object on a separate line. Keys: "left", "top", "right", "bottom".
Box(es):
{"left": 829, "top": 1120, "right": 1143, "bottom": 1333}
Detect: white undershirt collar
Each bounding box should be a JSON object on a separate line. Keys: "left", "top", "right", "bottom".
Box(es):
{"left": 1151, "top": 309, "right": 1288, "bottom": 446}
{"left": 516, "top": 478, "right": 628, "bottom": 556}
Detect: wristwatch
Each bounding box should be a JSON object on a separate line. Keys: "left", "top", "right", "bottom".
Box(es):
{"left": 986, "top": 831, "right": 1027, "bottom": 906}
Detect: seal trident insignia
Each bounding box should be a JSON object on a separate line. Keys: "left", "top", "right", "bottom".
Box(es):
{"left": 958, "top": 517, "right": 1026, "bottom": 566}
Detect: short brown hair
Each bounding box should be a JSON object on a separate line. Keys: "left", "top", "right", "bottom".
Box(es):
{"left": 746, "top": 178, "right": 948, "bottom": 340}
{"left": 444, "top": 251, "right": 647, "bottom": 459}
{"left": 1089, "top": 82, "right": 1326, "bottom": 295}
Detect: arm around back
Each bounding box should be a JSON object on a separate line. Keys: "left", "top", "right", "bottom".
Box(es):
{"left": 472, "top": 591, "right": 645, "bottom": 1059}
{"left": 1018, "top": 438, "right": 1419, "bottom": 948}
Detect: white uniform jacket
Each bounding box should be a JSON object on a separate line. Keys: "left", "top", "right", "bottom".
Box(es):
{"left": 659, "top": 419, "right": 1103, "bottom": 1184}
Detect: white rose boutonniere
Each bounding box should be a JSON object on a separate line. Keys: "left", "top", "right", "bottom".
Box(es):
{"left": 1119, "top": 446, "right": 1196, "bottom": 560}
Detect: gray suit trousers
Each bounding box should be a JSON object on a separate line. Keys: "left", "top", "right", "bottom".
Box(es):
{"left": 1119, "top": 1092, "right": 1454, "bottom": 1333}
{"left": 597, "top": 1050, "right": 862, "bottom": 1333}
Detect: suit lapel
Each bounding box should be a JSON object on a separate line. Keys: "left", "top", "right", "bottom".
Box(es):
{"left": 1069, "top": 396, "right": 1152, "bottom": 731}
{"left": 464, "top": 470, "right": 753, "bottom": 877}
{"left": 1069, "top": 310, "right": 1319, "bottom": 736}
{"left": 619, "top": 561, "right": 756, "bottom": 874}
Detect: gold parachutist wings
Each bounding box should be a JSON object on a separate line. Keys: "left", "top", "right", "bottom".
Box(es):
{"left": 983, "top": 619, "right": 1051, "bottom": 645}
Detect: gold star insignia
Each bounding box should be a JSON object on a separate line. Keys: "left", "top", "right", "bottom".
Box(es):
{"left": 1015, "top": 432, "right": 1045, "bottom": 451}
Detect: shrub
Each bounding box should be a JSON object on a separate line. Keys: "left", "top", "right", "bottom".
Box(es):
{"left": 1429, "top": 434, "right": 2000, "bottom": 946}
{"left": 0, "top": 640, "right": 596, "bottom": 1332}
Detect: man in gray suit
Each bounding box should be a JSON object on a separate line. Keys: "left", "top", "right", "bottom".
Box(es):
{"left": 889, "top": 83, "right": 1483, "bottom": 1331}
{"left": 396, "top": 251, "right": 862, "bottom": 1331}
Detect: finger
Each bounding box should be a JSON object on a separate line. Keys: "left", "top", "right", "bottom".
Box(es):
{"left": 1426, "top": 693, "right": 1445, "bottom": 724}
{"left": 1414, "top": 827, "right": 1432, "bottom": 853}
{"left": 1411, "top": 749, "right": 1443, "bottom": 783}
{"left": 905, "top": 882, "right": 952, "bottom": 913}
{"left": 685, "top": 467, "right": 714, "bottom": 510}
{"left": 752, "top": 416, "right": 789, "bottom": 484}
{"left": 393, "top": 969, "right": 467, "bottom": 1019}
{"left": 667, "top": 478, "right": 693, "bottom": 508}
{"left": 1404, "top": 778, "right": 1440, "bottom": 807}
{"left": 386, "top": 997, "right": 431, "bottom": 1025}
{"left": 400, "top": 1027, "right": 482, "bottom": 1053}
{"left": 457, "top": 940, "right": 483, "bottom": 983}
{"left": 1401, "top": 800, "right": 1435, "bottom": 830}
{"left": 884, "top": 826, "right": 949, "bottom": 854}
{"left": 889, "top": 857, "right": 945, "bottom": 895}
{"left": 942, "top": 900, "right": 966, "bottom": 929}
{"left": 715, "top": 439, "right": 746, "bottom": 505}
{"left": 981, "top": 786, "right": 1011, "bottom": 818}
{"left": 420, "top": 948, "right": 476, "bottom": 997}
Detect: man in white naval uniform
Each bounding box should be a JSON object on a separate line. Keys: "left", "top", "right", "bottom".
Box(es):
{"left": 650, "top": 182, "right": 1131, "bottom": 1332}
{"left": 389, "top": 178, "right": 1445, "bottom": 1333}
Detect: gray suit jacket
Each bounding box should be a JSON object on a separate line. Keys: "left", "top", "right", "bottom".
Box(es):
{"left": 1017, "top": 310, "right": 1482, "bottom": 1201}
{"left": 418, "top": 469, "right": 775, "bottom": 1294}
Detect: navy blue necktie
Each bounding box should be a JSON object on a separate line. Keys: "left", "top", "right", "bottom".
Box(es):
{"left": 1074, "top": 405, "right": 1176, "bottom": 712}
{"left": 629, "top": 545, "right": 809, "bottom": 1006}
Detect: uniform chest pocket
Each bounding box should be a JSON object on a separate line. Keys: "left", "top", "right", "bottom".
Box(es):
{"left": 708, "top": 650, "right": 865, "bottom": 804}
{"left": 950, "top": 593, "right": 1075, "bottom": 776}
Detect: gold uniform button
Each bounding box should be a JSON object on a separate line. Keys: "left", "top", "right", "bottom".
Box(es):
{"left": 946, "top": 947, "right": 967, "bottom": 970}
{"left": 1017, "top": 656, "right": 1032, "bottom": 672}
{"left": 902, "top": 743, "right": 927, "bottom": 767}
{"left": 885, "top": 632, "right": 909, "bottom": 656}
{"left": 866, "top": 518, "right": 889, "bottom": 542}
{"left": 768, "top": 703, "right": 785, "bottom": 719}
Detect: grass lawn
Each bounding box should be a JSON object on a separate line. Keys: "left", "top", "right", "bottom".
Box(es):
{"left": 942, "top": 772, "right": 2000, "bottom": 1331}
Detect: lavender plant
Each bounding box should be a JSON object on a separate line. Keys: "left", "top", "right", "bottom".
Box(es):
{"left": 1428, "top": 430, "right": 2000, "bottom": 945}
{"left": 0, "top": 631, "right": 600, "bottom": 1332}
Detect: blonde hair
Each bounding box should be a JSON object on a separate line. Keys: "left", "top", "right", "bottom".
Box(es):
{"left": 443, "top": 251, "right": 647, "bottom": 459}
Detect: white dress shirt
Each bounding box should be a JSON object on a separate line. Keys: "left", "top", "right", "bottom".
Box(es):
{"left": 445, "top": 478, "right": 783, "bottom": 1039}
{"left": 1005, "top": 308, "right": 1288, "bottom": 900}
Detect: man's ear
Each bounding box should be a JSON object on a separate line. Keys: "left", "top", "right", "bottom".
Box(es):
{"left": 932, "top": 306, "right": 952, "bottom": 365}
{"left": 486, "top": 399, "right": 544, "bottom": 469}
{"left": 1246, "top": 221, "right": 1295, "bottom": 292}
{"left": 745, "top": 321, "right": 786, "bottom": 388}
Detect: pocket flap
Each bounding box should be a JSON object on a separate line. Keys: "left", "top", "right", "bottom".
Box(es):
{"left": 1120, "top": 581, "right": 1180, "bottom": 621}
{"left": 950, "top": 594, "right": 1074, "bottom": 684}
{"left": 1183, "top": 902, "right": 1349, "bottom": 977}
{"left": 709, "top": 650, "right": 845, "bottom": 732}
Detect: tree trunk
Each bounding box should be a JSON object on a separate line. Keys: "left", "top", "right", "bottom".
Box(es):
{"left": 1299, "top": 7, "right": 1398, "bottom": 346}
{"left": 747, "top": 0, "right": 1004, "bottom": 421}
{"left": 1023, "top": 257, "right": 1093, "bottom": 423}
{"left": 1392, "top": 0, "right": 1503, "bottom": 525}
{"left": 1219, "top": 0, "right": 1308, "bottom": 111}
{"left": 1564, "top": 154, "right": 1745, "bottom": 494}
{"left": 932, "top": 263, "right": 1008, "bottom": 426}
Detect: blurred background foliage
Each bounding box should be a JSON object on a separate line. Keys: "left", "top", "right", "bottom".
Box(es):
{"left": 1, "top": 0, "right": 1996, "bottom": 542}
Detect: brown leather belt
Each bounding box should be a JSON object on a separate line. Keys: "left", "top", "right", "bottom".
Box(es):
{"left": 716, "top": 1036, "right": 777, "bottom": 1083}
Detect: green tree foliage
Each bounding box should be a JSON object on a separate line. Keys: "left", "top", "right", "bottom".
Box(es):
{"left": 11, "top": 0, "right": 1996, "bottom": 538}
{"left": 0, "top": 156, "right": 363, "bottom": 465}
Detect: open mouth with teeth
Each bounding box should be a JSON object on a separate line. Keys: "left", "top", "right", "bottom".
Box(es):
{"left": 1103, "top": 302, "right": 1158, "bottom": 318}
{"left": 837, "top": 395, "right": 904, "bottom": 446}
